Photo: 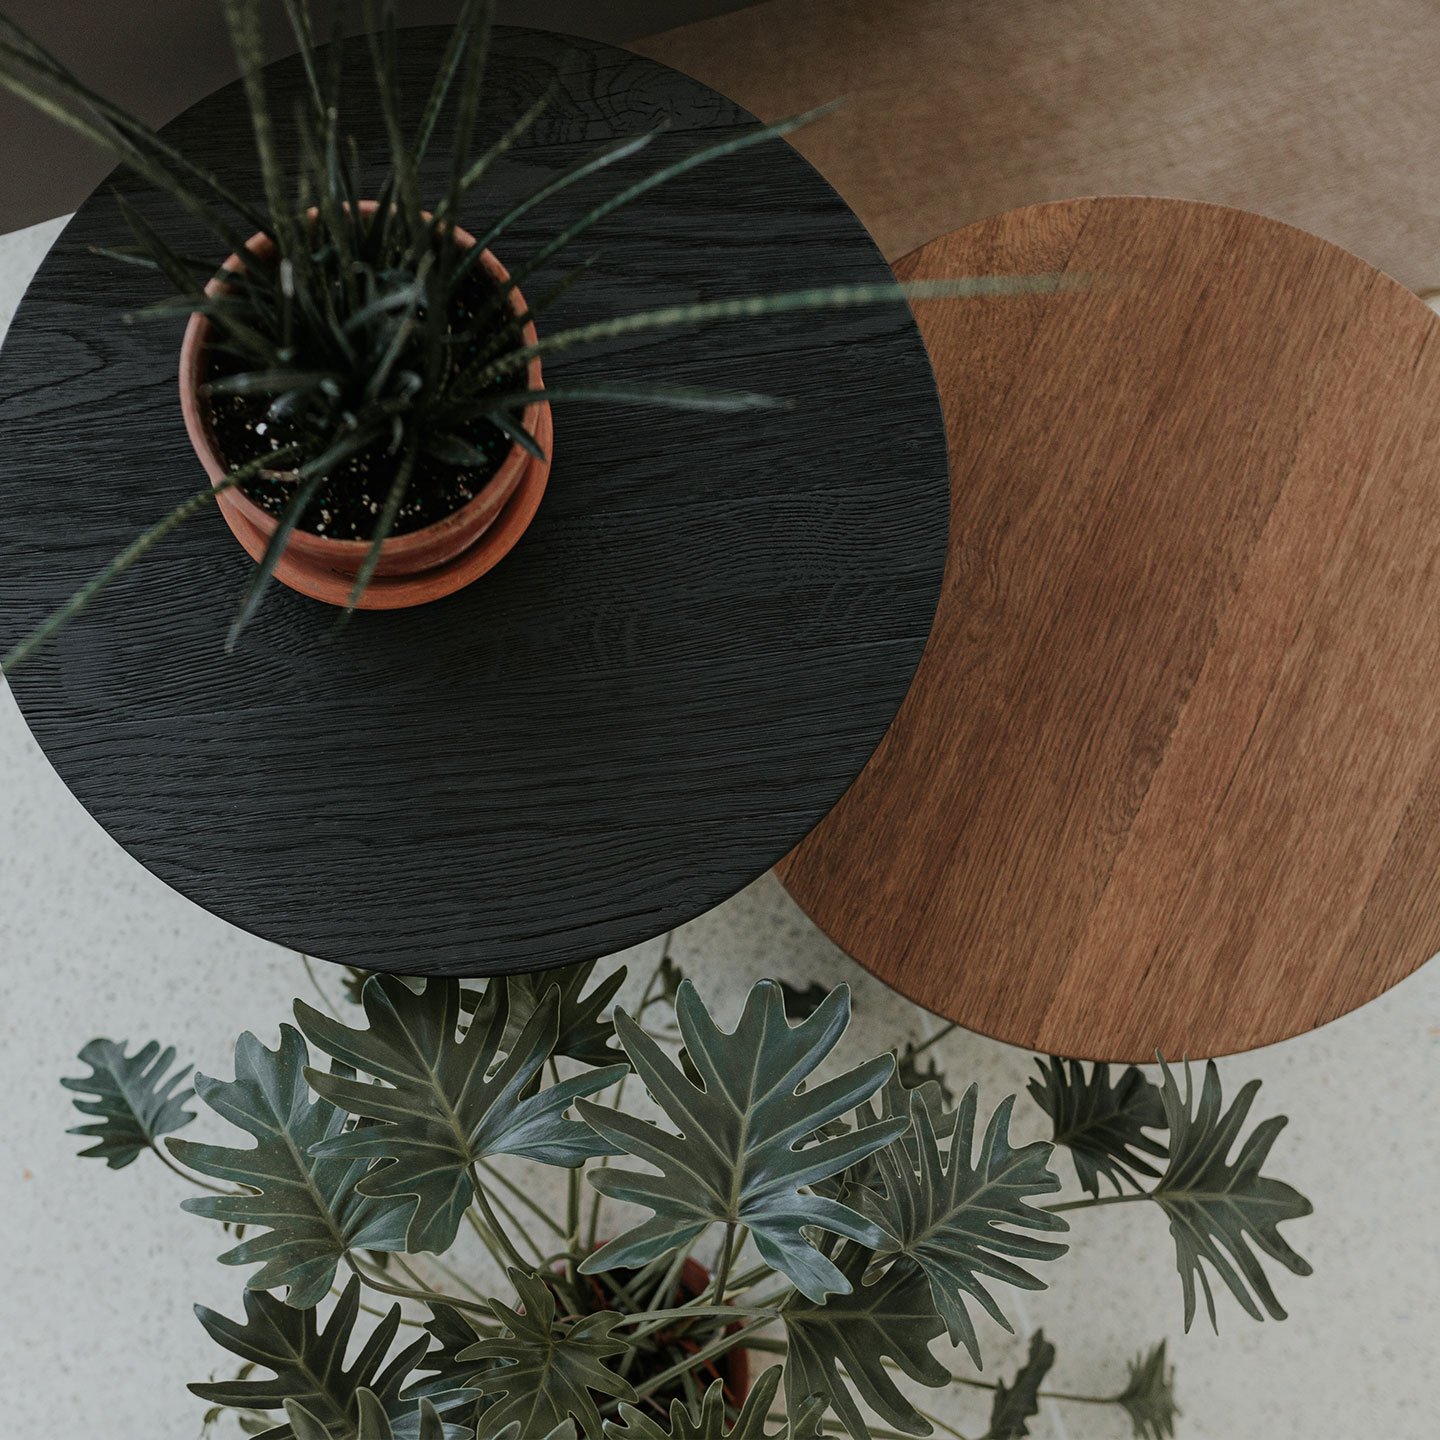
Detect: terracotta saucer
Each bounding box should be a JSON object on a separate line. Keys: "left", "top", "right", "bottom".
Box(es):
{"left": 215, "top": 403, "right": 553, "bottom": 610}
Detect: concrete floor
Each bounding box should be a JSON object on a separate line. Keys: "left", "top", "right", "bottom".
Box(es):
{"left": 1, "top": 215, "right": 1437, "bottom": 1437}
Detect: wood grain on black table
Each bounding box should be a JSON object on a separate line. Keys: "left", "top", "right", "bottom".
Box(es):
{"left": 0, "top": 27, "right": 949, "bottom": 975}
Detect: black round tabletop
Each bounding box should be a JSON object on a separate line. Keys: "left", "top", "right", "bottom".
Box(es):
{"left": 0, "top": 26, "right": 948, "bottom": 976}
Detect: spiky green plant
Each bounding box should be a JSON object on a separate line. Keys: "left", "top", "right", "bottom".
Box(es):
{"left": 0, "top": 0, "right": 1063, "bottom": 671}
{"left": 69, "top": 954, "right": 1306, "bottom": 1439}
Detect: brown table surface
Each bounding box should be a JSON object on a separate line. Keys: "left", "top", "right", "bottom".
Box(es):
{"left": 776, "top": 197, "right": 1440, "bottom": 1061}
{"left": 637, "top": 0, "right": 1440, "bottom": 294}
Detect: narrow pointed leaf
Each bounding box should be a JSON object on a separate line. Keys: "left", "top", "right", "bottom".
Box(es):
{"left": 169, "top": 1026, "right": 411, "bottom": 1308}
{"left": 2, "top": 445, "right": 299, "bottom": 675}
{"left": 62, "top": 1038, "right": 195, "bottom": 1168}
{"left": 579, "top": 980, "right": 906, "bottom": 1302}
{"left": 471, "top": 275, "right": 1076, "bottom": 389}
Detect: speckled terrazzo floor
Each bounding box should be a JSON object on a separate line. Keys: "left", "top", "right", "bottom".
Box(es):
{"left": 2, "top": 215, "right": 1437, "bottom": 1438}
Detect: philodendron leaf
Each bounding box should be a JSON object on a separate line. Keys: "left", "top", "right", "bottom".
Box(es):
{"left": 460, "top": 1268, "right": 635, "bottom": 1440}
{"left": 1027, "top": 1057, "right": 1166, "bottom": 1197}
{"left": 401, "top": 1302, "right": 493, "bottom": 1432}
{"left": 168, "top": 1026, "right": 410, "bottom": 1308}
{"left": 295, "top": 977, "right": 625, "bottom": 1253}
{"left": 190, "top": 1278, "right": 433, "bottom": 1440}
{"left": 579, "top": 980, "right": 907, "bottom": 1303}
{"left": 604, "top": 1367, "right": 825, "bottom": 1438}
{"left": 783, "top": 1248, "right": 948, "bottom": 1440}
{"left": 469, "top": 959, "right": 628, "bottom": 1067}
{"left": 1115, "top": 1342, "right": 1180, "bottom": 1440}
{"left": 812, "top": 1069, "right": 956, "bottom": 1209}
{"left": 62, "top": 1038, "right": 196, "bottom": 1167}
{"left": 492, "top": 1425, "right": 576, "bottom": 1440}
{"left": 1152, "top": 1060, "right": 1312, "bottom": 1330}
{"left": 286, "top": 1390, "right": 447, "bottom": 1440}
{"left": 986, "top": 1331, "right": 1056, "bottom": 1439}
{"left": 862, "top": 1088, "right": 1068, "bottom": 1363}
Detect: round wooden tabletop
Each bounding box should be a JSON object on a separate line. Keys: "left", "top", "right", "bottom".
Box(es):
{"left": 0, "top": 27, "right": 948, "bottom": 976}
{"left": 778, "top": 196, "right": 1440, "bottom": 1060}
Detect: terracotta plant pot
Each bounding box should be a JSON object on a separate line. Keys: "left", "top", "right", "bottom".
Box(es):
{"left": 673, "top": 1254, "right": 752, "bottom": 1405}
{"left": 178, "top": 202, "right": 552, "bottom": 610}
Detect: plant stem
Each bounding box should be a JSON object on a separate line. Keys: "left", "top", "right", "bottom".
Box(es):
{"left": 907, "top": 1021, "right": 959, "bottom": 1059}
{"left": 344, "top": 1254, "right": 494, "bottom": 1321}
{"left": 150, "top": 1143, "right": 232, "bottom": 1196}
{"left": 611, "top": 1303, "right": 777, "bottom": 1329}
{"left": 710, "top": 1222, "right": 737, "bottom": 1308}
{"left": 913, "top": 1407, "right": 971, "bottom": 1440}
{"left": 300, "top": 953, "right": 341, "bottom": 1018}
{"left": 911, "top": 1365, "right": 1120, "bottom": 1409}
{"left": 462, "top": 1202, "right": 512, "bottom": 1272}
{"left": 402, "top": 1249, "right": 492, "bottom": 1304}
{"left": 587, "top": 932, "right": 673, "bottom": 1249}
{"left": 722, "top": 1261, "right": 774, "bottom": 1295}
{"left": 478, "top": 1158, "right": 567, "bottom": 1239}
{"left": 1047, "top": 1191, "right": 1152, "bottom": 1214}
{"left": 628, "top": 1316, "right": 772, "bottom": 1402}
{"left": 477, "top": 1172, "right": 548, "bottom": 1265}
{"left": 333, "top": 1283, "right": 428, "bottom": 1328}
{"left": 470, "top": 1164, "right": 530, "bottom": 1272}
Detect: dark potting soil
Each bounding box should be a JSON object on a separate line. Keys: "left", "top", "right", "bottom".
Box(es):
{"left": 203, "top": 264, "right": 519, "bottom": 541}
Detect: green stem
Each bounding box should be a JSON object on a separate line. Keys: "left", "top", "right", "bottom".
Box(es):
{"left": 925, "top": 1367, "right": 1121, "bottom": 1409}
{"left": 470, "top": 1165, "right": 531, "bottom": 1272}
{"left": 477, "top": 1173, "right": 548, "bottom": 1265}
{"left": 722, "top": 1261, "right": 774, "bottom": 1295}
{"left": 587, "top": 932, "right": 673, "bottom": 1249}
{"left": 611, "top": 1303, "right": 777, "bottom": 1329}
{"left": 344, "top": 1254, "right": 494, "bottom": 1322}
{"left": 1047, "top": 1191, "right": 1152, "bottom": 1214}
{"left": 300, "top": 953, "right": 341, "bottom": 1019}
{"left": 628, "top": 1316, "right": 772, "bottom": 1402}
{"left": 462, "top": 1203, "right": 512, "bottom": 1272}
{"left": 907, "top": 1021, "right": 959, "bottom": 1058}
{"left": 334, "top": 1284, "right": 428, "bottom": 1328}
{"left": 914, "top": 1408, "right": 971, "bottom": 1440}
{"left": 150, "top": 1143, "right": 232, "bottom": 1196}
{"left": 710, "top": 1222, "right": 737, "bottom": 1308}
{"left": 404, "top": 1249, "right": 492, "bottom": 1304}
{"left": 479, "top": 1158, "right": 567, "bottom": 1238}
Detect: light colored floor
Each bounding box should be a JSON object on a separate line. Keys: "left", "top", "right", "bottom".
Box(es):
{"left": 1, "top": 216, "right": 1437, "bottom": 1438}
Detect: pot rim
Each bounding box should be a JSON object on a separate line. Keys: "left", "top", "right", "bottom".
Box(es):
{"left": 178, "top": 201, "right": 546, "bottom": 562}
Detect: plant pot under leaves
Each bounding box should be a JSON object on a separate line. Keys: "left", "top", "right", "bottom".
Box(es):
{"left": 573, "top": 1253, "right": 751, "bottom": 1410}
{"left": 178, "top": 203, "right": 552, "bottom": 611}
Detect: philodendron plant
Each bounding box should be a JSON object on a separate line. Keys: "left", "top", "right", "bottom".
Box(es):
{"left": 65, "top": 951, "right": 1312, "bottom": 1440}
{"left": 0, "top": 0, "right": 1058, "bottom": 671}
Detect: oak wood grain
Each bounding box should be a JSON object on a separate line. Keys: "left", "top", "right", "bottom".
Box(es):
{"left": 777, "top": 197, "right": 1440, "bottom": 1060}
{"left": 0, "top": 27, "right": 948, "bottom": 976}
